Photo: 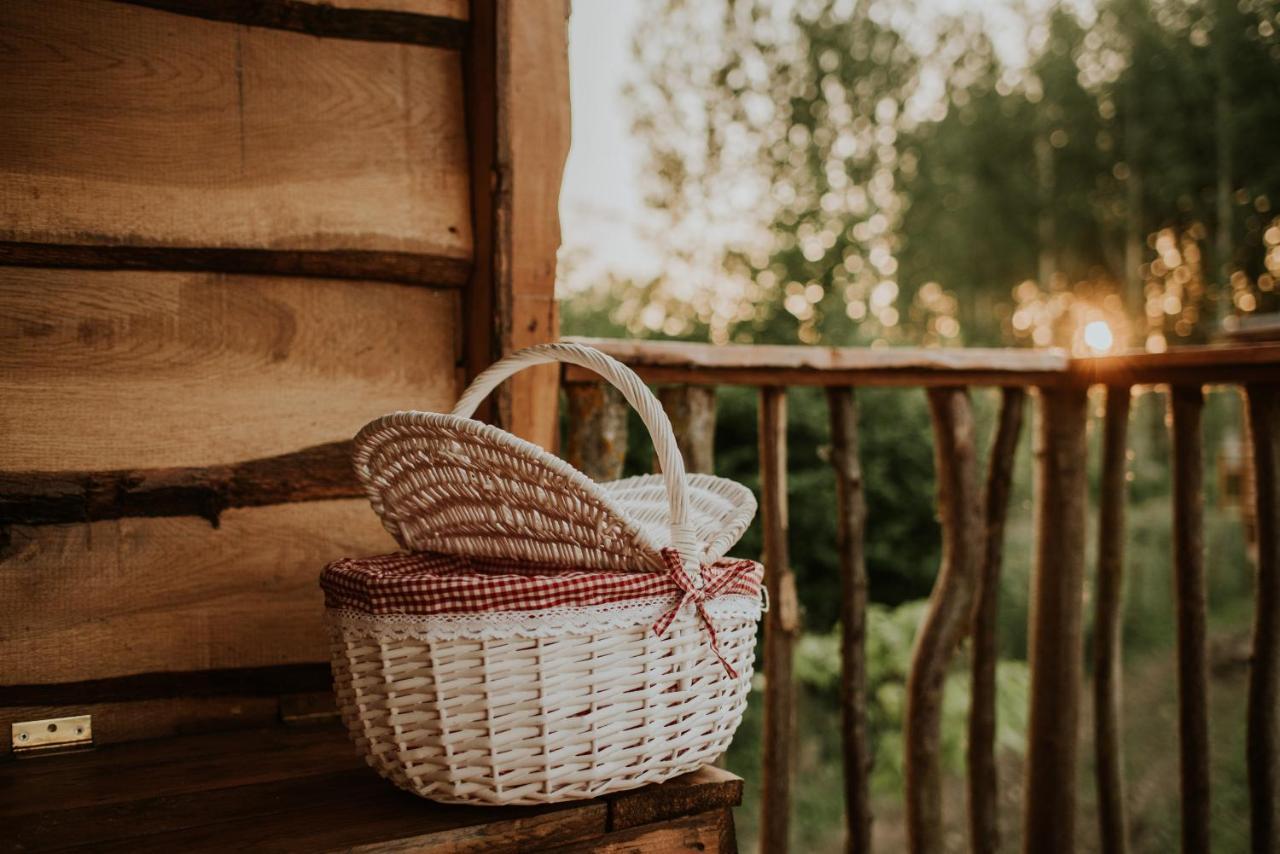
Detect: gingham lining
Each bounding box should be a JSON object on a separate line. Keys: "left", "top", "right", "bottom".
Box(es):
{"left": 321, "top": 550, "right": 763, "bottom": 617}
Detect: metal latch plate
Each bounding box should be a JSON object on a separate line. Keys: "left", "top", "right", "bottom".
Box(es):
{"left": 11, "top": 715, "right": 93, "bottom": 756}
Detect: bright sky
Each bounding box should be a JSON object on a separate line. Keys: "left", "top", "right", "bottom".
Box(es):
{"left": 558, "top": 0, "right": 1083, "bottom": 296}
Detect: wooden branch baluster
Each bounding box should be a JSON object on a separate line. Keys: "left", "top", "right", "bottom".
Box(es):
{"left": 827, "top": 387, "right": 872, "bottom": 854}
{"left": 1094, "top": 386, "right": 1132, "bottom": 854}
{"left": 1022, "top": 386, "right": 1089, "bottom": 854}
{"left": 759, "top": 386, "right": 798, "bottom": 854}
{"left": 658, "top": 386, "right": 717, "bottom": 474}
{"left": 906, "top": 387, "right": 981, "bottom": 853}
{"left": 1170, "top": 385, "right": 1211, "bottom": 854}
{"left": 968, "top": 387, "right": 1025, "bottom": 854}
{"left": 1246, "top": 382, "right": 1280, "bottom": 854}
{"left": 563, "top": 383, "right": 627, "bottom": 482}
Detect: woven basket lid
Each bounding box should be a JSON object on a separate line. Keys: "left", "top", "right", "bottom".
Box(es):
{"left": 353, "top": 410, "right": 756, "bottom": 573}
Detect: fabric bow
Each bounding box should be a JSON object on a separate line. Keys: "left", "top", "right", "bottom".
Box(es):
{"left": 653, "top": 548, "right": 757, "bottom": 678}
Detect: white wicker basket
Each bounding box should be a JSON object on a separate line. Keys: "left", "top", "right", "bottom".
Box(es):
{"left": 324, "top": 342, "right": 764, "bottom": 805}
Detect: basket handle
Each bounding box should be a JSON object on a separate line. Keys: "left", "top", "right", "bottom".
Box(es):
{"left": 451, "top": 342, "right": 703, "bottom": 581}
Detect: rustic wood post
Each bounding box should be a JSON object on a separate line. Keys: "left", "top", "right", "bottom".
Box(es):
{"left": 827, "top": 387, "right": 872, "bottom": 854}
{"left": 1170, "top": 384, "right": 1211, "bottom": 854}
{"left": 759, "top": 386, "right": 798, "bottom": 854}
{"left": 906, "top": 387, "right": 981, "bottom": 853}
{"left": 969, "top": 386, "right": 1025, "bottom": 854}
{"left": 563, "top": 382, "right": 627, "bottom": 482}
{"left": 1246, "top": 382, "right": 1280, "bottom": 854}
{"left": 1095, "top": 386, "right": 1132, "bottom": 854}
{"left": 658, "top": 385, "right": 717, "bottom": 474}
{"left": 1022, "top": 385, "right": 1088, "bottom": 854}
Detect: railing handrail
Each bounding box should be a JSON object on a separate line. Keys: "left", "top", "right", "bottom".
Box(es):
{"left": 563, "top": 335, "right": 1280, "bottom": 387}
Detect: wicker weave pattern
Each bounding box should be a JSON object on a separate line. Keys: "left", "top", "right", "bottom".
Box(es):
{"left": 328, "top": 606, "right": 758, "bottom": 804}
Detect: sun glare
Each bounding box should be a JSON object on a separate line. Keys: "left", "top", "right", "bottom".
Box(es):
{"left": 1083, "top": 320, "right": 1115, "bottom": 354}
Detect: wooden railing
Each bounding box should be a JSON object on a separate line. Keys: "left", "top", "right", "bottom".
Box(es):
{"left": 559, "top": 336, "right": 1280, "bottom": 854}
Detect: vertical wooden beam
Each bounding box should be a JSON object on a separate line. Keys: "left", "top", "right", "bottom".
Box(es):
{"left": 658, "top": 386, "right": 717, "bottom": 474}
{"left": 1170, "top": 384, "right": 1211, "bottom": 854}
{"left": 1022, "top": 386, "right": 1088, "bottom": 854}
{"left": 465, "top": 0, "right": 570, "bottom": 448}
{"left": 1094, "top": 386, "right": 1132, "bottom": 854}
{"left": 563, "top": 382, "right": 628, "bottom": 482}
{"left": 968, "top": 386, "right": 1025, "bottom": 854}
{"left": 759, "top": 386, "right": 798, "bottom": 854}
{"left": 1246, "top": 382, "right": 1280, "bottom": 854}
{"left": 827, "top": 387, "right": 871, "bottom": 854}
{"left": 906, "top": 387, "right": 981, "bottom": 854}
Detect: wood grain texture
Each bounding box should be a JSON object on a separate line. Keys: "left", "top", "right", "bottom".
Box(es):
{"left": 1246, "top": 383, "right": 1280, "bottom": 854}
{"left": 0, "top": 499, "right": 397, "bottom": 685}
{"left": 827, "top": 387, "right": 872, "bottom": 854}
{"left": 759, "top": 386, "right": 798, "bottom": 854}
{"left": 0, "top": 442, "right": 359, "bottom": 527}
{"left": 1022, "top": 386, "right": 1089, "bottom": 854}
{"left": 969, "top": 386, "right": 1024, "bottom": 854}
{"left": 1, "top": 726, "right": 739, "bottom": 853}
{"left": 115, "top": 0, "right": 468, "bottom": 48}
{"left": 563, "top": 383, "right": 627, "bottom": 482}
{"left": 1094, "top": 387, "right": 1132, "bottom": 854}
{"left": 0, "top": 268, "right": 458, "bottom": 471}
{"left": 1170, "top": 385, "right": 1211, "bottom": 854}
{"left": 905, "top": 387, "right": 981, "bottom": 854}
{"left": 0, "top": 0, "right": 471, "bottom": 259}
{"left": 492, "top": 0, "right": 570, "bottom": 450}
{"left": 658, "top": 385, "right": 717, "bottom": 475}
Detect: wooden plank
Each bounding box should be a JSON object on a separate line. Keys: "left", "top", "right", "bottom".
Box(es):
{"left": 606, "top": 766, "right": 743, "bottom": 831}
{"left": 0, "top": 268, "right": 458, "bottom": 471}
{"left": 563, "top": 383, "right": 627, "bottom": 482}
{"left": 826, "top": 387, "right": 872, "bottom": 854}
{"left": 565, "top": 337, "right": 1069, "bottom": 389}
{"left": 1170, "top": 384, "right": 1211, "bottom": 854}
{"left": 0, "top": 0, "right": 471, "bottom": 260}
{"left": 1, "top": 665, "right": 331, "bottom": 708}
{"left": 1022, "top": 386, "right": 1089, "bottom": 853}
{"left": 545, "top": 808, "right": 735, "bottom": 854}
{"left": 0, "top": 442, "right": 359, "bottom": 527}
{"left": 658, "top": 386, "right": 717, "bottom": 474}
{"left": 491, "top": 0, "right": 571, "bottom": 450}
{"left": 1094, "top": 386, "right": 1132, "bottom": 854}
{"left": 0, "top": 499, "right": 397, "bottom": 685}
{"left": 1246, "top": 382, "right": 1280, "bottom": 854}
{"left": 1073, "top": 343, "right": 1280, "bottom": 386}
{"left": 0, "top": 242, "right": 471, "bottom": 288}
{"left": 905, "top": 387, "right": 981, "bottom": 853}
{"left": 969, "top": 386, "right": 1025, "bottom": 854}
{"left": 758, "top": 386, "right": 798, "bottom": 854}
{"left": 114, "top": 0, "right": 468, "bottom": 48}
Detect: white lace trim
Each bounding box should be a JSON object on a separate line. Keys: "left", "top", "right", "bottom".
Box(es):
{"left": 327, "top": 594, "right": 763, "bottom": 641}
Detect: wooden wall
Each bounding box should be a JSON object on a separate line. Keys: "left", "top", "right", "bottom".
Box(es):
{"left": 0, "top": 0, "right": 568, "bottom": 751}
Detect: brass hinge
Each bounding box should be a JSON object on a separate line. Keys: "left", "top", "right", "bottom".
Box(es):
{"left": 11, "top": 715, "right": 93, "bottom": 757}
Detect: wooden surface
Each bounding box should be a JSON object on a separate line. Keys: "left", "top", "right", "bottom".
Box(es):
{"left": 565, "top": 337, "right": 1068, "bottom": 388}
{"left": 658, "top": 386, "right": 717, "bottom": 475}
{"left": 758, "top": 387, "right": 797, "bottom": 854}
{"left": 0, "top": 268, "right": 458, "bottom": 471}
{"left": 1170, "top": 385, "right": 1211, "bottom": 854}
{"left": 1094, "top": 387, "right": 1132, "bottom": 854}
{"left": 968, "top": 387, "right": 1024, "bottom": 854}
{"left": 826, "top": 388, "right": 872, "bottom": 854}
{"left": 564, "top": 384, "right": 628, "bottom": 482}
{"left": 1246, "top": 383, "right": 1280, "bottom": 854}
{"left": 905, "top": 387, "right": 981, "bottom": 854}
{"left": 1073, "top": 343, "right": 1280, "bottom": 386}
{"left": 1022, "top": 386, "right": 1089, "bottom": 854}
{"left": 0, "top": 725, "right": 743, "bottom": 853}
{"left": 0, "top": 0, "right": 471, "bottom": 264}
{"left": 0, "top": 500, "right": 396, "bottom": 688}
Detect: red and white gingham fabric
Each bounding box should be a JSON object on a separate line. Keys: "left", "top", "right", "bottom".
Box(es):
{"left": 321, "top": 550, "right": 762, "bottom": 616}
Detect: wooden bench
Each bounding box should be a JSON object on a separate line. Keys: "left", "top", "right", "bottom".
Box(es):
{"left": 1, "top": 725, "right": 743, "bottom": 852}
